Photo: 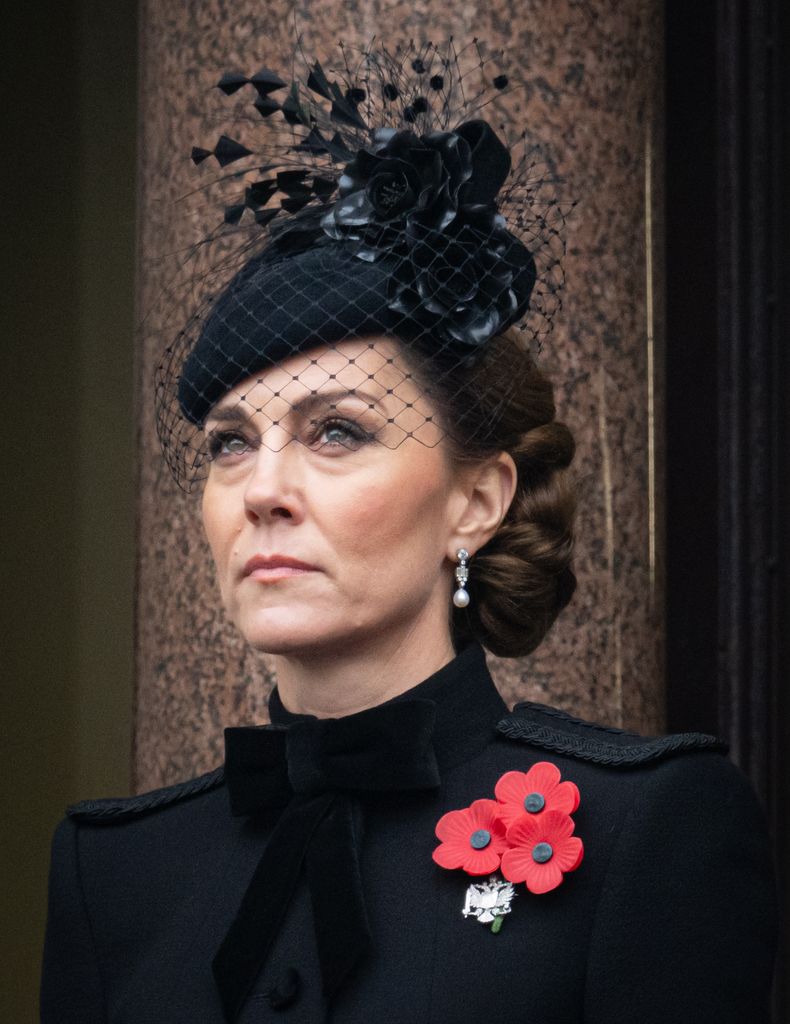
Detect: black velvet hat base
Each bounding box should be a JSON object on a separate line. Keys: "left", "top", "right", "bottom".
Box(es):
{"left": 177, "top": 243, "right": 416, "bottom": 427}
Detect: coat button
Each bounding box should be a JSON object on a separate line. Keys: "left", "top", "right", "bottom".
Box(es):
{"left": 267, "top": 967, "right": 301, "bottom": 1010}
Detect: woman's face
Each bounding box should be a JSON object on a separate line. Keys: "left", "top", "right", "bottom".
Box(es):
{"left": 200, "top": 337, "right": 473, "bottom": 659}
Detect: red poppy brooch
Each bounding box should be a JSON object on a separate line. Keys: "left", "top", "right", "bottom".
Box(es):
{"left": 432, "top": 762, "right": 583, "bottom": 931}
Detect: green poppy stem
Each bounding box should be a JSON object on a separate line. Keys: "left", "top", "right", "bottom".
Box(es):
{"left": 491, "top": 915, "right": 503, "bottom": 934}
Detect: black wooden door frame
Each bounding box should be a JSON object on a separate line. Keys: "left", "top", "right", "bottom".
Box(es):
{"left": 665, "top": 0, "right": 789, "bottom": 1016}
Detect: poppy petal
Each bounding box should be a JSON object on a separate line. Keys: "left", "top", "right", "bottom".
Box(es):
{"left": 523, "top": 761, "right": 562, "bottom": 794}
{"left": 496, "top": 801, "right": 526, "bottom": 829}
{"left": 468, "top": 798, "right": 501, "bottom": 826}
{"left": 432, "top": 841, "right": 466, "bottom": 870}
{"left": 435, "top": 808, "right": 473, "bottom": 842}
{"left": 552, "top": 780, "right": 580, "bottom": 814}
{"left": 541, "top": 809, "right": 575, "bottom": 840}
{"left": 500, "top": 845, "right": 535, "bottom": 884}
{"left": 524, "top": 860, "right": 564, "bottom": 894}
{"left": 556, "top": 836, "right": 584, "bottom": 872}
{"left": 463, "top": 845, "right": 502, "bottom": 875}
{"left": 505, "top": 814, "right": 543, "bottom": 848}
{"left": 494, "top": 770, "right": 530, "bottom": 805}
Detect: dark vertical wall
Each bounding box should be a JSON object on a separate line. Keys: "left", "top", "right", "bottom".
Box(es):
{"left": 665, "top": 0, "right": 789, "bottom": 1015}
{"left": 0, "top": 2, "right": 137, "bottom": 1019}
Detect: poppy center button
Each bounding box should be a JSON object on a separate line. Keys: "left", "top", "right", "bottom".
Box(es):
{"left": 470, "top": 829, "right": 491, "bottom": 849}
{"left": 532, "top": 842, "right": 554, "bottom": 864}
{"left": 524, "top": 792, "right": 545, "bottom": 813}
{"left": 267, "top": 967, "right": 302, "bottom": 1010}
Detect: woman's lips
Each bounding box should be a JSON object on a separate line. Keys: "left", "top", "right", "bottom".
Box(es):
{"left": 248, "top": 566, "right": 313, "bottom": 582}
{"left": 242, "top": 555, "right": 319, "bottom": 583}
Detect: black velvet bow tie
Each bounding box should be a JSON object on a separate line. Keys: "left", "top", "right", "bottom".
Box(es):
{"left": 212, "top": 697, "right": 441, "bottom": 1023}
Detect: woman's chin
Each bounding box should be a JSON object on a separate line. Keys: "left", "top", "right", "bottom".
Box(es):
{"left": 235, "top": 609, "right": 359, "bottom": 657}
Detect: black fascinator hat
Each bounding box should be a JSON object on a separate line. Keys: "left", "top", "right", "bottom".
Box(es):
{"left": 155, "top": 37, "right": 568, "bottom": 490}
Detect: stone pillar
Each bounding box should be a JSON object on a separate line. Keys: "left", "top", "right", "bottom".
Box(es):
{"left": 135, "top": 0, "right": 665, "bottom": 790}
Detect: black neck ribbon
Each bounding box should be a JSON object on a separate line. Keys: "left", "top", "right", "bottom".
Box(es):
{"left": 212, "top": 697, "right": 441, "bottom": 1022}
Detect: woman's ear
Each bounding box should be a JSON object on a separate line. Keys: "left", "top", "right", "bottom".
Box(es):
{"left": 448, "top": 452, "right": 518, "bottom": 557}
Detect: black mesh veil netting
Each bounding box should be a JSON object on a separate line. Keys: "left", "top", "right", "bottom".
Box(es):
{"left": 153, "top": 36, "right": 570, "bottom": 491}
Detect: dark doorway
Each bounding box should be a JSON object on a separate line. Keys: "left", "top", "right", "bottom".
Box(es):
{"left": 665, "top": 1, "right": 789, "bottom": 1017}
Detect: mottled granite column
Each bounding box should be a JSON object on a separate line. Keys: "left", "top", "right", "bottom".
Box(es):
{"left": 135, "top": 0, "right": 665, "bottom": 790}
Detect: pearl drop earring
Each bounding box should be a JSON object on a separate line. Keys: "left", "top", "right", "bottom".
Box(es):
{"left": 453, "top": 548, "right": 470, "bottom": 608}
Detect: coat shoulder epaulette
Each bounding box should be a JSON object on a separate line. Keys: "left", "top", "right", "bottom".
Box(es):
{"left": 66, "top": 765, "right": 226, "bottom": 824}
{"left": 496, "top": 701, "right": 728, "bottom": 768}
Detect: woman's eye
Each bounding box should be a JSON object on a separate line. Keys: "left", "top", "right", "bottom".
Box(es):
{"left": 206, "top": 431, "right": 253, "bottom": 460}
{"left": 311, "top": 418, "right": 373, "bottom": 450}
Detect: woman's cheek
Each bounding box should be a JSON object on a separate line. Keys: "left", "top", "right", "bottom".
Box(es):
{"left": 325, "top": 467, "right": 447, "bottom": 564}
{"left": 203, "top": 499, "right": 242, "bottom": 604}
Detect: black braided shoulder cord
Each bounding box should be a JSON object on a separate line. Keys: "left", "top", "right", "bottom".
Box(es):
{"left": 495, "top": 717, "right": 728, "bottom": 768}
{"left": 513, "top": 700, "right": 635, "bottom": 737}
{"left": 66, "top": 766, "right": 226, "bottom": 823}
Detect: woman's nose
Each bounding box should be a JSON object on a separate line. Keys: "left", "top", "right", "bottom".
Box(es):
{"left": 243, "top": 437, "right": 303, "bottom": 525}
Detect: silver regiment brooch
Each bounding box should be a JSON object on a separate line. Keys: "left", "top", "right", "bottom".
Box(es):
{"left": 462, "top": 875, "right": 516, "bottom": 933}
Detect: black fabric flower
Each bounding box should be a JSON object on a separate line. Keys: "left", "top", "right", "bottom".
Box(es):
{"left": 320, "top": 119, "right": 536, "bottom": 351}
{"left": 320, "top": 124, "right": 475, "bottom": 256}
{"left": 388, "top": 213, "right": 536, "bottom": 350}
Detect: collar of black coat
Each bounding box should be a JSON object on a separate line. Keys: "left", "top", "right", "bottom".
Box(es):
{"left": 223, "top": 697, "right": 443, "bottom": 818}
{"left": 222, "top": 641, "right": 508, "bottom": 816}
{"left": 263, "top": 640, "right": 506, "bottom": 777}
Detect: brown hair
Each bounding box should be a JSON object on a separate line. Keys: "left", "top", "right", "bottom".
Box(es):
{"left": 422, "top": 329, "right": 577, "bottom": 658}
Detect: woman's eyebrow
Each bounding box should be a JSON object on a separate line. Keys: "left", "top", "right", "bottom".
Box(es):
{"left": 206, "top": 386, "right": 388, "bottom": 427}
{"left": 291, "top": 387, "right": 387, "bottom": 418}
{"left": 203, "top": 405, "right": 252, "bottom": 429}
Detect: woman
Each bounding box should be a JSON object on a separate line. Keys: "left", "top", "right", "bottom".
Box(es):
{"left": 41, "top": 38, "right": 777, "bottom": 1024}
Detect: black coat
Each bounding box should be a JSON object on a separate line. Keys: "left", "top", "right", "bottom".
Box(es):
{"left": 41, "top": 644, "right": 778, "bottom": 1023}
